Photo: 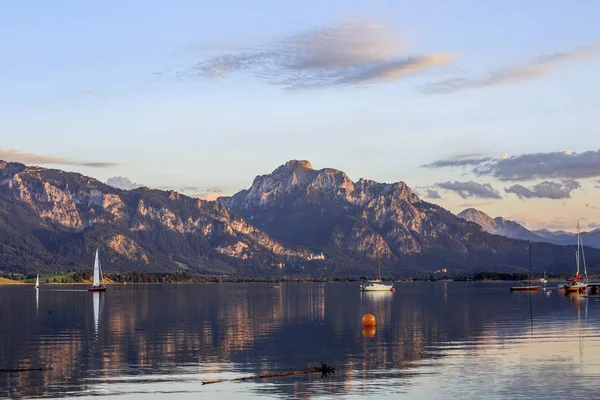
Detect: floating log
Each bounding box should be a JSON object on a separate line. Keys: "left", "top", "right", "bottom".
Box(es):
{"left": 0, "top": 366, "right": 53, "bottom": 373}
{"left": 202, "top": 362, "right": 335, "bottom": 385}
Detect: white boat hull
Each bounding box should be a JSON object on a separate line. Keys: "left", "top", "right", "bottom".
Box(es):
{"left": 361, "top": 283, "right": 394, "bottom": 292}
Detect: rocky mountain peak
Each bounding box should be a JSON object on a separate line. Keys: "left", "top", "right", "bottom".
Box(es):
{"left": 0, "top": 160, "right": 27, "bottom": 179}
{"left": 273, "top": 160, "right": 313, "bottom": 174}
{"left": 458, "top": 208, "right": 495, "bottom": 226}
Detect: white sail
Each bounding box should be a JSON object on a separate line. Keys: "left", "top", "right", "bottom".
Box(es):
{"left": 35, "top": 273, "right": 39, "bottom": 289}
{"left": 93, "top": 249, "right": 101, "bottom": 287}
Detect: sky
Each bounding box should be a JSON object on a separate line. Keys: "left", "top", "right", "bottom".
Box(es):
{"left": 1, "top": 0, "right": 599, "bottom": 231}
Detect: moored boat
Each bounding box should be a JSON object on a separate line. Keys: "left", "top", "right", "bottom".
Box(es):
{"left": 360, "top": 251, "right": 394, "bottom": 292}
{"left": 562, "top": 223, "right": 587, "bottom": 294}
{"left": 510, "top": 241, "right": 541, "bottom": 292}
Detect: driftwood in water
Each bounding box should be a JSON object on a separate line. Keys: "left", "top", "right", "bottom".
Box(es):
{"left": 202, "top": 362, "right": 335, "bottom": 385}
{"left": 0, "top": 366, "right": 53, "bottom": 373}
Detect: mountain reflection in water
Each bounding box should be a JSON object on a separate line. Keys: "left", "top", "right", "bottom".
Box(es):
{"left": 1, "top": 282, "right": 600, "bottom": 398}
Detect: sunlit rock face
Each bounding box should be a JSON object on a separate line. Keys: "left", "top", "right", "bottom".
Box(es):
{"left": 0, "top": 161, "right": 317, "bottom": 274}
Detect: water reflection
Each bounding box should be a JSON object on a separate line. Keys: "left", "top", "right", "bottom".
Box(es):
{"left": 1, "top": 282, "right": 600, "bottom": 398}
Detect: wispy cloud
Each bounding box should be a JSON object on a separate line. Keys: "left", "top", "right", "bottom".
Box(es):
{"left": 182, "top": 16, "right": 457, "bottom": 90}
{"left": 586, "top": 203, "right": 599, "bottom": 210}
{"left": 589, "top": 222, "right": 600, "bottom": 230}
{"left": 424, "top": 149, "right": 600, "bottom": 181}
{"left": 423, "top": 156, "right": 493, "bottom": 169}
{"left": 156, "top": 184, "right": 225, "bottom": 201}
{"left": 106, "top": 176, "right": 144, "bottom": 191}
{"left": 423, "top": 44, "right": 600, "bottom": 94}
{"left": 0, "top": 149, "right": 118, "bottom": 168}
{"left": 457, "top": 201, "right": 495, "bottom": 208}
{"left": 505, "top": 180, "right": 580, "bottom": 199}
{"left": 436, "top": 181, "right": 501, "bottom": 199}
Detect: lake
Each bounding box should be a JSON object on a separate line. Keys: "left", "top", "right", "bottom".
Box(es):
{"left": 1, "top": 282, "right": 600, "bottom": 398}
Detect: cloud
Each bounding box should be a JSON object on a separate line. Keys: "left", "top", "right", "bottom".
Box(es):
{"left": 457, "top": 201, "right": 495, "bottom": 208}
{"left": 595, "top": 180, "right": 600, "bottom": 188}
{"left": 423, "top": 156, "right": 493, "bottom": 168}
{"left": 588, "top": 222, "right": 600, "bottom": 230}
{"left": 505, "top": 180, "right": 580, "bottom": 199}
{"left": 183, "top": 16, "right": 457, "bottom": 90}
{"left": 106, "top": 176, "right": 144, "bottom": 191}
{"left": 0, "top": 148, "right": 117, "bottom": 168}
{"left": 424, "top": 149, "right": 600, "bottom": 181}
{"left": 478, "top": 149, "right": 600, "bottom": 181}
{"left": 436, "top": 181, "right": 501, "bottom": 199}
{"left": 423, "top": 43, "right": 600, "bottom": 93}
{"left": 424, "top": 189, "right": 441, "bottom": 199}
{"left": 586, "top": 203, "right": 599, "bottom": 210}
{"left": 156, "top": 184, "right": 225, "bottom": 200}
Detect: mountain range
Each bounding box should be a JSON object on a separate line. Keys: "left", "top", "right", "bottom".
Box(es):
{"left": 457, "top": 208, "right": 600, "bottom": 249}
{"left": 1, "top": 159, "right": 598, "bottom": 277}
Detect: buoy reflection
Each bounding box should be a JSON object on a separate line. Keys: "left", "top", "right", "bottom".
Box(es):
{"left": 362, "top": 326, "right": 376, "bottom": 338}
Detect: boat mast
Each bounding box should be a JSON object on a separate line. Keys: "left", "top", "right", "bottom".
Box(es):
{"left": 529, "top": 241, "right": 532, "bottom": 283}
{"left": 377, "top": 249, "right": 381, "bottom": 281}
{"left": 576, "top": 223, "right": 580, "bottom": 275}
{"left": 579, "top": 223, "right": 588, "bottom": 282}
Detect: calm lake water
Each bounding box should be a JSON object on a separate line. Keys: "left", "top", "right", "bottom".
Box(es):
{"left": 1, "top": 282, "right": 600, "bottom": 398}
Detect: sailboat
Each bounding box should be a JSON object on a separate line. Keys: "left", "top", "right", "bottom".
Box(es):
{"left": 360, "top": 251, "right": 393, "bottom": 292}
{"left": 510, "top": 241, "right": 541, "bottom": 292}
{"left": 88, "top": 249, "right": 107, "bottom": 292}
{"left": 34, "top": 273, "right": 39, "bottom": 290}
{"left": 563, "top": 223, "right": 587, "bottom": 294}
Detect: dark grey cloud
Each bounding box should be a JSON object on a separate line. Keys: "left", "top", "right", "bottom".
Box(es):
{"left": 0, "top": 148, "right": 118, "bottom": 168}
{"left": 477, "top": 150, "right": 600, "bottom": 181}
{"left": 505, "top": 180, "right": 580, "bottom": 199}
{"left": 423, "top": 44, "right": 600, "bottom": 94}
{"left": 436, "top": 181, "right": 501, "bottom": 199}
{"left": 424, "top": 189, "right": 442, "bottom": 199}
{"left": 423, "top": 149, "right": 600, "bottom": 182}
{"left": 106, "top": 176, "right": 144, "bottom": 191}
{"left": 183, "top": 17, "right": 456, "bottom": 90}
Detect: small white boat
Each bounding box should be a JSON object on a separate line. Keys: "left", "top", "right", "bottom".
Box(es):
{"left": 34, "top": 273, "right": 39, "bottom": 290}
{"left": 539, "top": 271, "right": 547, "bottom": 283}
{"left": 360, "top": 251, "right": 393, "bottom": 292}
{"left": 361, "top": 282, "right": 394, "bottom": 291}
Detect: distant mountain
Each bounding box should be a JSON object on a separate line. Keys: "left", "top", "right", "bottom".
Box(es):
{"left": 533, "top": 228, "right": 600, "bottom": 249}
{"left": 1, "top": 159, "right": 598, "bottom": 277}
{"left": 458, "top": 208, "right": 600, "bottom": 249}
{"left": 457, "top": 208, "right": 543, "bottom": 242}
{"left": 219, "top": 160, "right": 600, "bottom": 275}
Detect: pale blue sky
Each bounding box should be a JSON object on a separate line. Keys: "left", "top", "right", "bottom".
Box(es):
{"left": 1, "top": 0, "right": 599, "bottom": 230}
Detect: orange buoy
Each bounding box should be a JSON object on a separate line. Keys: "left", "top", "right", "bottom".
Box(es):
{"left": 362, "top": 326, "right": 376, "bottom": 338}
{"left": 390, "top": 288, "right": 396, "bottom": 293}
{"left": 362, "top": 313, "right": 376, "bottom": 327}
